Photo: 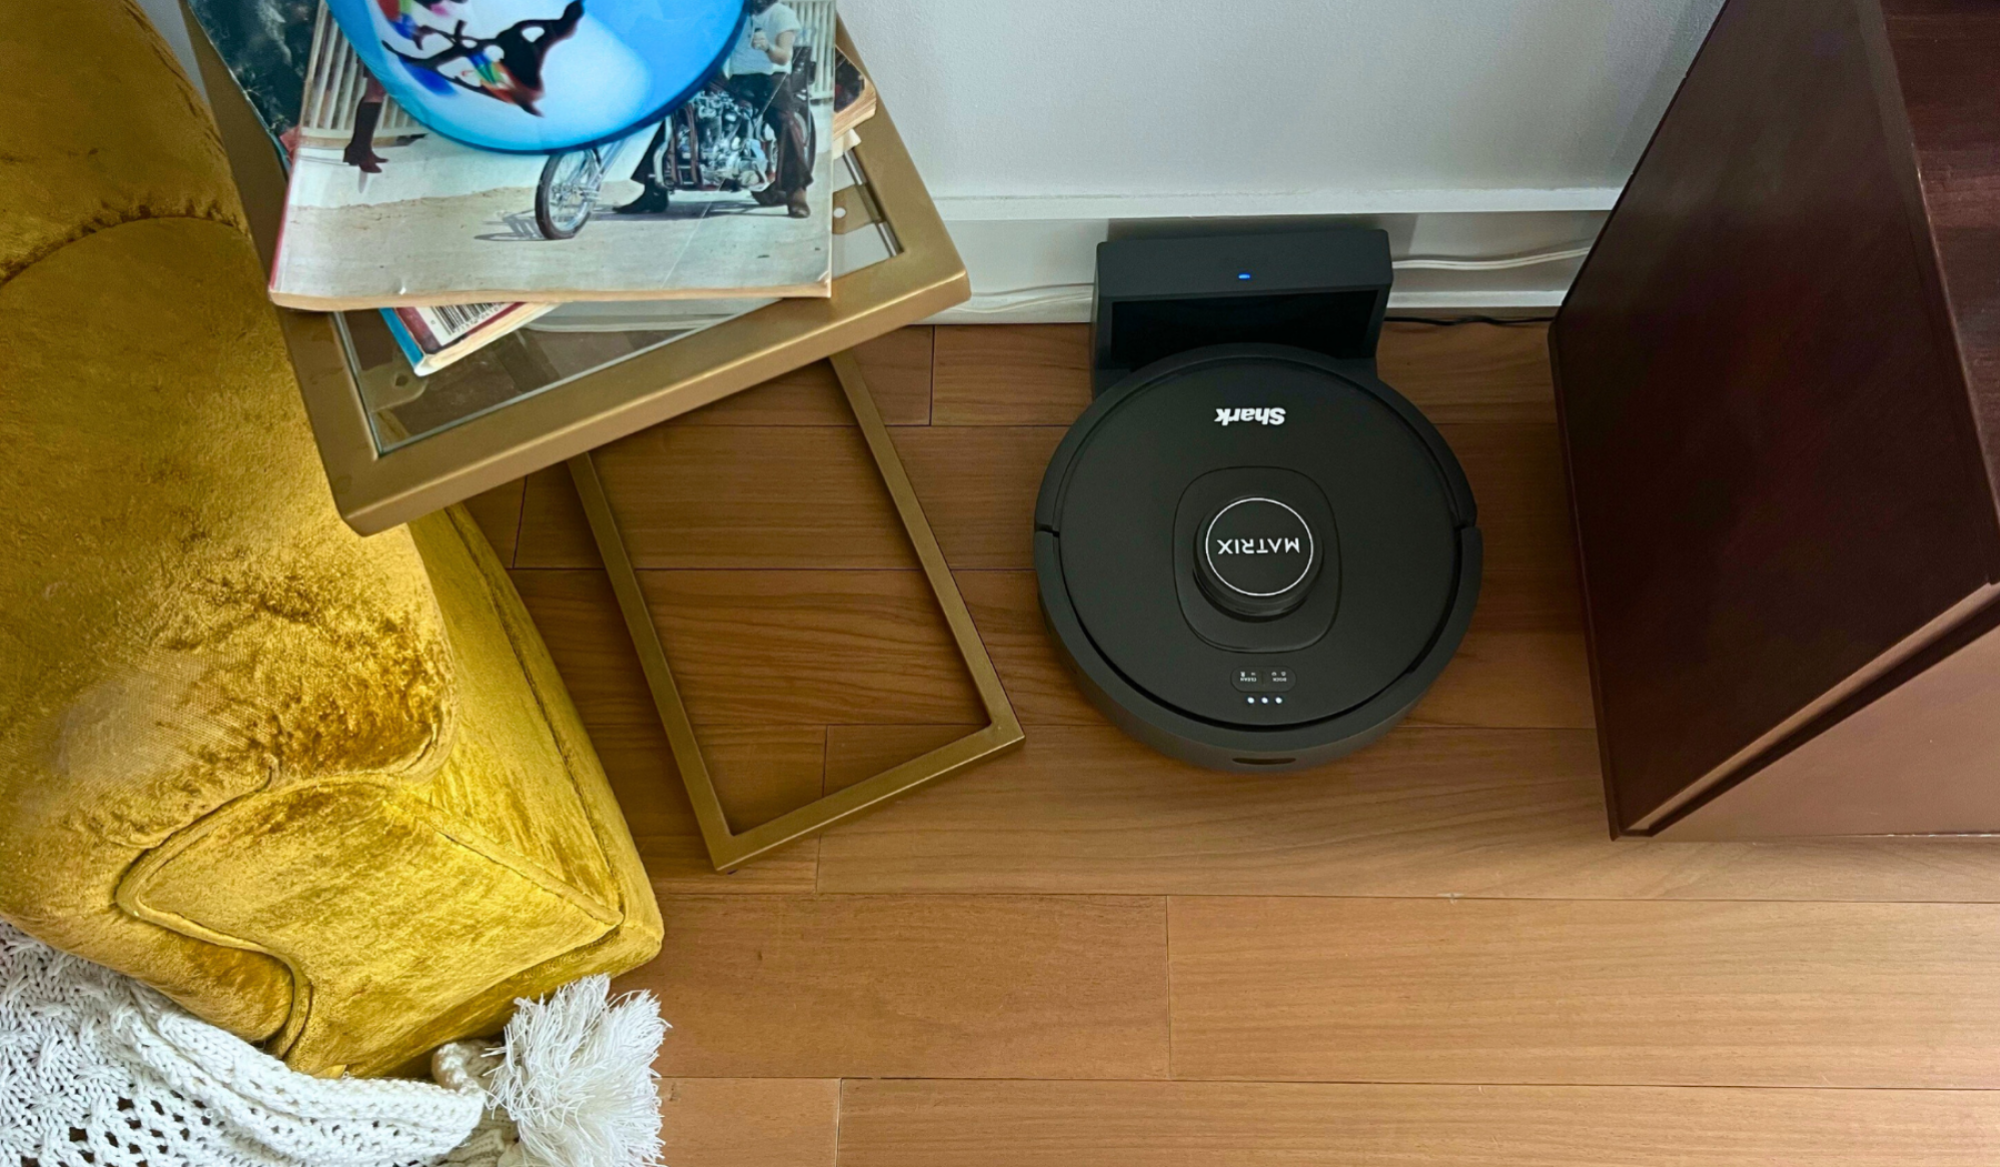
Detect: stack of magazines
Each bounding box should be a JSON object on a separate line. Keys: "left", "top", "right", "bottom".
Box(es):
{"left": 189, "top": 0, "right": 880, "bottom": 380}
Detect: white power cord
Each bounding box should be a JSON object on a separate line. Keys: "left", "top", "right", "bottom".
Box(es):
{"left": 955, "top": 245, "right": 1594, "bottom": 311}
{"left": 1393, "top": 245, "right": 1593, "bottom": 271}
{"left": 943, "top": 284, "right": 1099, "bottom": 314}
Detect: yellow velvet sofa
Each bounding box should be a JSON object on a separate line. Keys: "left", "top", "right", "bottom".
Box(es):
{"left": 0, "top": 0, "right": 661, "bottom": 1077}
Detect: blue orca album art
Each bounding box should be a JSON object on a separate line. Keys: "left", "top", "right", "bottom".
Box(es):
{"left": 324, "top": 0, "right": 747, "bottom": 152}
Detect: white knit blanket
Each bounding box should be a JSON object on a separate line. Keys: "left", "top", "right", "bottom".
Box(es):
{"left": 0, "top": 922, "right": 666, "bottom": 1167}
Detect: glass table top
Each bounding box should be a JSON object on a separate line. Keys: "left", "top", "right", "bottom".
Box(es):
{"left": 347, "top": 149, "right": 899, "bottom": 453}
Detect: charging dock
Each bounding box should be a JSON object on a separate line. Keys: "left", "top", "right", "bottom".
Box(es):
{"left": 1034, "top": 228, "right": 1482, "bottom": 771}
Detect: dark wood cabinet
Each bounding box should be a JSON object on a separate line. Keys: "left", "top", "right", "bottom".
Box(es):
{"left": 1551, "top": 0, "right": 2000, "bottom": 838}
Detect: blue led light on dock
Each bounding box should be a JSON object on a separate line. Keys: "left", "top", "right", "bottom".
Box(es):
{"left": 1238, "top": 272, "right": 1254, "bottom": 280}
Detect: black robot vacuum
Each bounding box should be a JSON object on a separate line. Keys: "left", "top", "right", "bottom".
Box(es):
{"left": 1034, "top": 228, "right": 1481, "bottom": 771}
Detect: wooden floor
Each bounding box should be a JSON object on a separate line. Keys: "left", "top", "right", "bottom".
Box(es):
{"left": 469, "top": 323, "right": 2000, "bottom": 1167}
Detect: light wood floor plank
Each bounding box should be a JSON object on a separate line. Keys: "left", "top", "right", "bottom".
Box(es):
{"left": 672, "top": 329, "right": 933, "bottom": 427}
{"left": 1441, "top": 421, "right": 1581, "bottom": 630}
{"left": 623, "top": 895, "right": 1170, "bottom": 1079}
{"left": 891, "top": 425, "right": 1065, "bottom": 570}
{"left": 628, "top": 569, "right": 982, "bottom": 727}
{"left": 1407, "top": 626, "right": 1594, "bottom": 728}
{"left": 513, "top": 465, "right": 597, "bottom": 568}
{"left": 834, "top": 1079, "right": 2000, "bottom": 1167}
{"left": 818, "top": 724, "right": 2000, "bottom": 902}
{"left": 930, "top": 322, "right": 1555, "bottom": 426}
{"left": 518, "top": 425, "right": 918, "bottom": 570}
{"left": 592, "top": 722, "right": 821, "bottom": 892}
{"left": 825, "top": 724, "right": 980, "bottom": 793}
{"left": 931, "top": 324, "right": 1092, "bottom": 425}
{"left": 1170, "top": 895, "right": 2000, "bottom": 1086}
{"left": 891, "top": 422, "right": 1579, "bottom": 627}
{"left": 501, "top": 322, "right": 2000, "bottom": 1162}
{"left": 515, "top": 568, "right": 985, "bottom": 727}
{"left": 523, "top": 553, "right": 1585, "bottom": 739}
{"left": 519, "top": 414, "right": 1580, "bottom": 643}
{"left": 661, "top": 1078, "right": 838, "bottom": 1167}
{"left": 512, "top": 565, "right": 824, "bottom": 886}
{"left": 463, "top": 479, "right": 525, "bottom": 567}
{"left": 514, "top": 565, "right": 653, "bottom": 725}
{"left": 1374, "top": 320, "right": 1557, "bottom": 424}
{"left": 514, "top": 331, "right": 930, "bottom": 567}
{"left": 952, "top": 569, "right": 1095, "bottom": 724}
{"left": 956, "top": 568, "right": 1592, "bottom": 728}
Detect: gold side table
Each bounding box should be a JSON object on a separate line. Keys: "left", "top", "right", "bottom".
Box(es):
{"left": 195, "top": 19, "right": 969, "bottom": 535}
{"left": 193, "top": 19, "right": 1019, "bottom": 868}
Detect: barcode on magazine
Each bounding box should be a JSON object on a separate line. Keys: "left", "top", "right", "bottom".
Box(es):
{"left": 415, "top": 302, "right": 509, "bottom": 346}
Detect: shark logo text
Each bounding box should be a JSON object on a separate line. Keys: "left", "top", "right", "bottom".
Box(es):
{"left": 1214, "top": 407, "right": 1287, "bottom": 427}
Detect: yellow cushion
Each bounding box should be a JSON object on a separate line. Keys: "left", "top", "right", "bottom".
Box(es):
{"left": 0, "top": 0, "right": 660, "bottom": 1077}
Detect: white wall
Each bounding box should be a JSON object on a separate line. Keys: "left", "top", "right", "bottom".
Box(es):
{"left": 840, "top": 0, "right": 1725, "bottom": 316}
{"left": 143, "top": 0, "right": 1725, "bottom": 316}
{"left": 845, "top": 0, "right": 1721, "bottom": 209}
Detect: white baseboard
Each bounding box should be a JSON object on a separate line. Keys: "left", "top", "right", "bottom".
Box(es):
{"left": 923, "top": 194, "right": 1606, "bottom": 324}
{"left": 934, "top": 284, "right": 1570, "bottom": 324}
{"left": 931, "top": 187, "right": 1621, "bottom": 221}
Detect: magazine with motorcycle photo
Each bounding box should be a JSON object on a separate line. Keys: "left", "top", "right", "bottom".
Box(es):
{"left": 268, "top": 0, "right": 835, "bottom": 309}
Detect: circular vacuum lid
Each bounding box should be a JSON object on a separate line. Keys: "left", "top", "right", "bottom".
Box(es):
{"left": 1196, "top": 495, "right": 1321, "bottom": 618}
{"left": 1036, "top": 343, "right": 1477, "bottom": 748}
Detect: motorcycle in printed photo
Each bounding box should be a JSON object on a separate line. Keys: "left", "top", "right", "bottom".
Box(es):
{"left": 532, "top": 59, "right": 817, "bottom": 241}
